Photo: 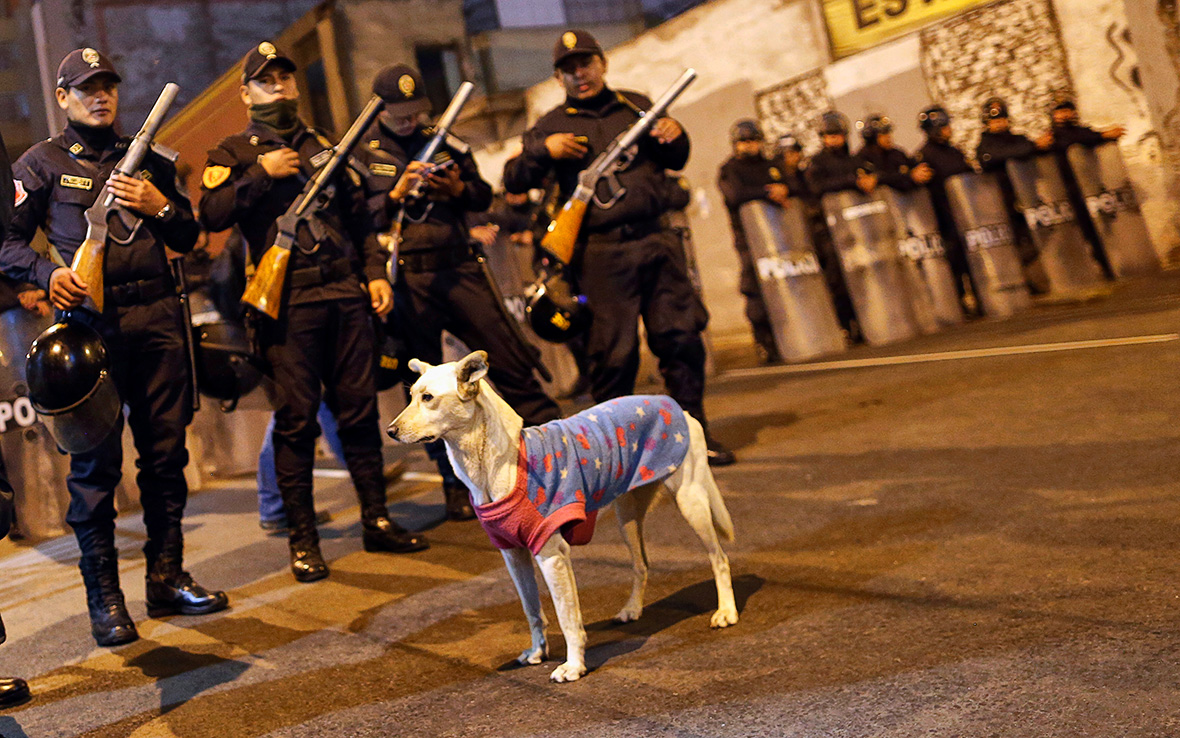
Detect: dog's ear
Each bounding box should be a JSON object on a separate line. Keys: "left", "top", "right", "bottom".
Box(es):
{"left": 408, "top": 358, "right": 432, "bottom": 376}
{"left": 456, "top": 351, "right": 489, "bottom": 400}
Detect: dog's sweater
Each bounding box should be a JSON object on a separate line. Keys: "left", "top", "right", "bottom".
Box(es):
{"left": 473, "top": 395, "right": 691, "bottom": 555}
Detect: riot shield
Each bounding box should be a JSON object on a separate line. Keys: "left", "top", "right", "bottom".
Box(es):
{"left": 739, "top": 199, "right": 846, "bottom": 362}
{"left": 820, "top": 190, "right": 921, "bottom": 346}
{"left": 1066, "top": 142, "right": 1159, "bottom": 277}
{"left": 945, "top": 172, "right": 1032, "bottom": 318}
{"left": 878, "top": 186, "right": 963, "bottom": 332}
{"left": 1006, "top": 155, "right": 1106, "bottom": 294}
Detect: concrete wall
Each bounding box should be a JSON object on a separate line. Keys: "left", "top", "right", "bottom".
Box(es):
{"left": 334, "top": 0, "right": 469, "bottom": 113}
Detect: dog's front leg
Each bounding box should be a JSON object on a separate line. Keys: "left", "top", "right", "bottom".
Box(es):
{"left": 535, "top": 537, "right": 587, "bottom": 682}
{"left": 501, "top": 548, "right": 548, "bottom": 665}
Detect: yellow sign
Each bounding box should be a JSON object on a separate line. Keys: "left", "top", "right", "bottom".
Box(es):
{"left": 822, "top": 0, "right": 996, "bottom": 58}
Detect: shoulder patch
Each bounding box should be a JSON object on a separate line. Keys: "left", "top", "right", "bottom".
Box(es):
{"left": 203, "top": 165, "right": 231, "bottom": 189}
{"left": 13, "top": 180, "right": 26, "bottom": 207}
{"left": 59, "top": 174, "right": 93, "bottom": 190}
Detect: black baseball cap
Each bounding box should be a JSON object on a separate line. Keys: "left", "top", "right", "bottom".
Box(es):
{"left": 553, "top": 29, "right": 603, "bottom": 68}
{"left": 56, "top": 48, "right": 121, "bottom": 89}
{"left": 242, "top": 41, "right": 297, "bottom": 84}
{"left": 372, "top": 64, "right": 432, "bottom": 116}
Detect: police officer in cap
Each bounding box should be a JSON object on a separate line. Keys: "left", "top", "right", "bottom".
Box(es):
{"left": 855, "top": 114, "right": 933, "bottom": 191}
{"left": 915, "top": 105, "right": 975, "bottom": 308}
{"left": 504, "top": 29, "right": 735, "bottom": 465}
{"left": 362, "top": 64, "right": 562, "bottom": 519}
{"left": 0, "top": 49, "right": 227, "bottom": 646}
{"left": 199, "top": 42, "right": 428, "bottom": 584}
{"left": 716, "top": 119, "right": 788, "bottom": 363}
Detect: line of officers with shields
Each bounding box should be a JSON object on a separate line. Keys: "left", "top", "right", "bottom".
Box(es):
{"left": 0, "top": 30, "right": 736, "bottom": 704}
{"left": 718, "top": 96, "right": 1159, "bottom": 364}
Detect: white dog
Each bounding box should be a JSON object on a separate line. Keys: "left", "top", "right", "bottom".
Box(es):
{"left": 388, "top": 351, "right": 737, "bottom": 682}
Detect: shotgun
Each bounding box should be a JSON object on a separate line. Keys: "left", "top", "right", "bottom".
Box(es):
{"left": 72, "top": 82, "right": 180, "bottom": 313}
{"left": 539, "top": 69, "right": 697, "bottom": 264}
{"left": 241, "top": 94, "right": 385, "bottom": 319}
{"left": 386, "top": 81, "right": 476, "bottom": 267}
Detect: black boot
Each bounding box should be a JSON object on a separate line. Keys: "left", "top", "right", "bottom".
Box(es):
{"left": 444, "top": 482, "right": 475, "bottom": 521}
{"left": 362, "top": 517, "right": 429, "bottom": 554}
{"left": 705, "top": 434, "right": 737, "bottom": 467}
{"left": 0, "top": 677, "right": 29, "bottom": 708}
{"left": 79, "top": 553, "right": 138, "bottom": 647}
{"left": 288, "top": 525, "right": 328, "bottom": 583}
{"left": 145, "top": 561, "right": 228, "bottom": 619}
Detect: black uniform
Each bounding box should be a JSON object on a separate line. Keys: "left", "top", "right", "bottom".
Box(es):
{"left": 976, "top": 130, "right": 1039, "bottom": 173}
{"left": 916, "top": 137, "right": 975, "bottom": 294}
{"left": 856, "top": 143, "right": 918, "bottom": 192}
{"left": 199, "top": 119, "right": 394, "bottom": 552}
{"left": 504, "top": 87, "right": 710, "bottom": 427}
{"left": 361, "top": 121, "right": 560, "bottom": 426}
{"left": 0, "top": 121, "right": 202, "bottom": 581}
{"left": 804, "top": 145, "right": 873, "bottom": 196}
{"left": 716, "top": 153, "right": 787, "bottom": 353}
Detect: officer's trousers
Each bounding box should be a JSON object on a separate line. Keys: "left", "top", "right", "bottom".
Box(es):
{"left": 574, "top": 229, "right": 709, "bottom": 423}
{"left": 259, "top": 297, "right": 387, "bottom": 534}
{"left": 394, "top": 259, "right": 561, "bottom": 426}
{"left": 66, "top": 297, "right": 193, "bottom": 568}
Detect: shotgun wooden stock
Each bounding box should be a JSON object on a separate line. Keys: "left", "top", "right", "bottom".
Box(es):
{"left": 540, "top": 197, "right": 588, "bottom": 265}
{"left": 71, "top": 236, "right": 106, "bottom": 313}
{"left": 240, "top": 246, "right": 290, "bottom": 320}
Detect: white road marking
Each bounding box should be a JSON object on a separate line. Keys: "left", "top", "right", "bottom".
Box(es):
{"left": 726, "top": 333, "right": 1180, "bottom": 378}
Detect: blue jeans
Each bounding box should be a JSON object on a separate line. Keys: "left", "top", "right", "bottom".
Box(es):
{"left": 257, "top": 402, "right": 346, "bottom": 522}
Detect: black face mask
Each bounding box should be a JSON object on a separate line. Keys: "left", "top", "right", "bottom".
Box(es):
{"left": 249, "top": 98, "right": 301, "bottom": 136}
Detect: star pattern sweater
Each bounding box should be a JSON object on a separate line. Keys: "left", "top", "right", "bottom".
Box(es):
{"left": 473, "top": 396, "right": 691, "bottom": 555}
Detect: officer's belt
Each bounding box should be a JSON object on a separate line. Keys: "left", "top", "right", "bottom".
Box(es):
{"left": 584, "top": 218, "right": 663, "bottom": 243}
{"left": 291, "top": 257, "right": 353, "bottom": 288}
{"left": 397, "top": 244, "right": 473, "bottom": 272}
{"left": 106, "top": 275, "right": 172, "bottom": 307}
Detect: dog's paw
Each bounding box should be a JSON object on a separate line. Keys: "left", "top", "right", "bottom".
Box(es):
{"left": 613, "top": 605, "right": 643, "bottom": 623}
{"left": 518, "top": 644, "right": 547, "bottom": 665}
{"left": 710, "top": 608, "right": 739, "bottom": 628}
{"left": 549, "top": 661, "right": 586, "bottom": 683}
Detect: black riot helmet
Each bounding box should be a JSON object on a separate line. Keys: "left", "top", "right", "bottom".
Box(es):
{"left": 982, "top": 96, "right": 1009, "bottom": 123}
{"left": 730, "top": 119, "right": 763, "bottom": 143}
{"left": 818, "top": 111, "right": 849, "bottom": 136}
{"left": 526, "top": 271, "right": 591, "bottom": 344}
{"left": 918, "top": 105, "right": 952, "bottom": 133}
{"left": 192, "top": 321, "right": 265, "bottom": 412}
{"left": 26, "top": 320, "right": 121, "bottom": 453}
{"left": 857, "top": 114, "right": 893, "bottom": 144}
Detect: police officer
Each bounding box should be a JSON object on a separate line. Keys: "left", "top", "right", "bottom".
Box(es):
{"left": 855, "top": 114, "right": 933, "bottom": 191}
{"left": 915, "top": 105, "right": 975, "bottom": 307}
{"left": 199, "top": 42, "right": 427, "bottom": 583}
{"left": 975, "top": 97, "right": 1051, "bottom": 172}
{"left": 504, "top": 29, "right": 735, "bottom": 465}
{"left": 0, "top": 49, "right": 227, "bottom": 646}
{"left": 772, "top": 135, "right": 809, "bottom": 195}
{"left": 717, "top": 119, "right": 787, "bottom": 363}
{"left": 975, "top": 97, "right": 1049, "bottom": 285}
{"left": 805, "top": 112, "right": 877, "bottom": 196}
{"left": 362, "top": 64, "right": 562, "bottom": 519}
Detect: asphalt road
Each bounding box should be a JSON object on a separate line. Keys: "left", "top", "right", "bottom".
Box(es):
{"left": 1, "top": 272, "right": 1178, "bottom": 738}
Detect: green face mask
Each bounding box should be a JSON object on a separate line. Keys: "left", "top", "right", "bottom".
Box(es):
{"left": 248, "top": 98, "right": 300, "bottom": 135}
